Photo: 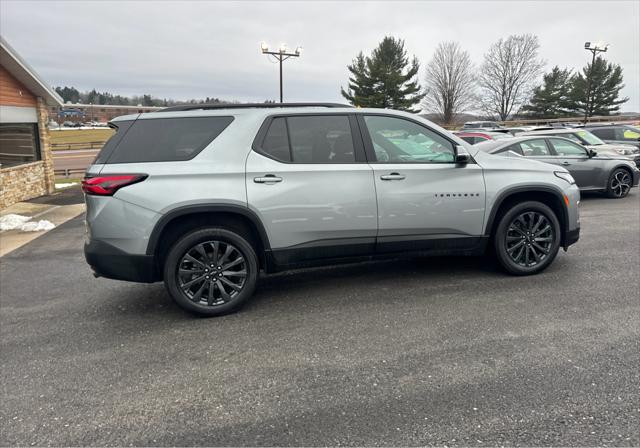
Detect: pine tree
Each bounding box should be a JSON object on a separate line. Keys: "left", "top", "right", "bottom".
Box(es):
{"left": 568, "top": 56, "right": 628, "bottom": 117}
{"left": 522, "top": 66, "right": 573, "bottom": 118}
{"left": 341, "top": 37, "right": 425, "bottom": 112}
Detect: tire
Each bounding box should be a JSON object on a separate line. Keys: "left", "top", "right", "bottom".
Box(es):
{"left": 606, "top": 168, "right": 632, "bottom": 199}
{"left": 494, "top": 201, "right": 561, "bottom": 275}
{"left": 163, "top": 227, "right": 258, "bottom": 316}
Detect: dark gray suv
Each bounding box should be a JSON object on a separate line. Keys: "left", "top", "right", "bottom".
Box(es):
{"left": 586, "top": 124, "right": 640, "bottom": 150}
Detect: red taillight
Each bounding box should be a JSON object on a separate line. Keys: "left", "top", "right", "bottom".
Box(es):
{"left": 81, "top": 174, "right": 147, "bottom": 196}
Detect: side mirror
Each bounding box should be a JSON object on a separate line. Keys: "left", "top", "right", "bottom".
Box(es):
{"left": 455, "top": 145, "right": 471, "bottom": 164}
{"left": 588, "top": 149, "right": 597, "bottom": 158}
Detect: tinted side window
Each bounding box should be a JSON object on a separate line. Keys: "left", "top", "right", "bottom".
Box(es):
{"left": 288, "top": 116, "right": 355, "bottom": 163}
{"left": 105, "top": 116, "right": 233, "bottom": 164}
{"left": 619, "top": 127, "right": 640, "bottom": 141}
{"left": 363, "top": 115, "right": 455, "bottom": 163}
{"left": 590, "top": 128, "right": 615, "bottom": 140}
{"left": 260, "top": 115, "right": 356, "bottom": 164}
{"left": 94, "top": 121, "right": 131, "bottom": 164}
{"left": 459, "top": 136, "right": 475, "bottom": 144}
{"left": 521, "top": 139, "right": 552, "bottom": 156}
{"left": 262, "top": 117, "right": 291, "bottom": 162}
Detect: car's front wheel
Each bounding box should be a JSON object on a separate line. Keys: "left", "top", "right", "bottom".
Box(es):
{"left": 606, "top": 168, "right": 632, "bottom": 199}
{"left": 164, "top": 227, "right": 258, "bottom": 316}
{"left": 494, "top": 201, "right": 561, "bottom": 275}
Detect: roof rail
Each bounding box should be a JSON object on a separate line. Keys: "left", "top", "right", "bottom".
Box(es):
{"left": 158, "top": 102, "right": 353, "bottom": 112}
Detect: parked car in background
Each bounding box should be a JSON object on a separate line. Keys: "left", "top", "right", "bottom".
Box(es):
{"left": 585, "top": 124, "right": 640, "bottom": 150}
{"left": 454, "top": 131, "right": 513, "bottom": 145}
{"left": 462, "top": 121, "right": 503, "bottom": 130}
{"left": 62, "top": 121, "right": 82, "bottom": 128}
{"left": 82, "top": 103, "right": 581, "bottom": 316}
{"left": 504, "top": 126, "right": 554, "bottom": 135}
{"left": 476, "top": 136, "right": 639, "bottom": 198}
{"left": 520, "top": 128, "right": 640, "bottom": 166}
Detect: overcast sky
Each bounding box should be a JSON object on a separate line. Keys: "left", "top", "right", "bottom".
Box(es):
{"left": 1, "top": 0, "right": 638, "bottom": 111}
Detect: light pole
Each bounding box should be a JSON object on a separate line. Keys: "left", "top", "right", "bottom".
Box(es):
{"left": 260, "top": 42, "right": 302, "bottom": 103}
{"left": 583, "top": 41, "right": 609, "bottom": 123}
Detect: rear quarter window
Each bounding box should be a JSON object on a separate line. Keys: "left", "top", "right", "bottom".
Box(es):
{"left": 94, "top": 120, "right": 133, "bottom": 164}
{"left": 101, "top": 116, "right": 233, "bottom": 164}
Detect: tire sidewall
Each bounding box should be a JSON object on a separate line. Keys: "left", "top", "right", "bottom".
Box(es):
{"left": 164, "top": 228, "right": 258, "bottom": 316}
{"left": 494, "top": 201, "right": 561, "bottom": 275}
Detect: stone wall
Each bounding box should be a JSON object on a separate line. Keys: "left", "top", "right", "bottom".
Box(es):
{"left": 36, "top": 97, "right": 56, "bottom": 195}
{"left": 0, "top": 161, "right": 48, "bottom": 209}
{"left": 0, "top": 97, "right": 56, "bottom": 209}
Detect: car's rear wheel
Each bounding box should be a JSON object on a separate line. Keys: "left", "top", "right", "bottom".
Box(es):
{"left": 494, "top": 201, "right": 561, "bottom": 275}
{"left": 164, "top": 228, "right": 258, "bottom": 316}
{"left": 606, "top": 168, "right": 632, "bottom": 198}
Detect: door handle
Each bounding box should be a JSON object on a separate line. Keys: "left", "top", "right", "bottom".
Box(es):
{"left": 254, "top": 174, "right": 283, "bottom": 183}
{"left": 380, "top": 173, "right": 406, "bottom": 181}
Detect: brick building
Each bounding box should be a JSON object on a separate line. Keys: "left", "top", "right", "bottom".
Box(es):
{"left": 0, "top": 36, "right": 63, "bottom": 208}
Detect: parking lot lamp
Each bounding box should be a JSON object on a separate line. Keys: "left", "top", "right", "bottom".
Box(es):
{"left": 260, "top": 42, "right": 302, "bottom": 103}
{"left": 583, "top": 41, "right": 609, "bottom": 123}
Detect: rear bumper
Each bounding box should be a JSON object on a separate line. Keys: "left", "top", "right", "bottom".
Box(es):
{"left": 84, "top": 239, "right": 158, "bottom": 283}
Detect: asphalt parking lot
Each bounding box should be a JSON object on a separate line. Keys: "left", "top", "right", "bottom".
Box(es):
{"left": 1, "top": 191, "right": 639, "bottom": 446}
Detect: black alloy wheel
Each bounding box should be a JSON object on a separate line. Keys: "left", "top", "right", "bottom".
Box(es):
{"left": 164, "top": 228, "right": 258, "bottom": 316}
{"left": 494, "top": 201, "right": 561, "bottom": 275}
{"left": 178, "top": 241, "right": 247, "bottom": 306}
{"left": 505, "top": 212, "right": 554, "bottom": 268}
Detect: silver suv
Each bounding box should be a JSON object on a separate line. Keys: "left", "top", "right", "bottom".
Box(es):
{"left": 83, "top": 104, "right": 580, "bottom": 316}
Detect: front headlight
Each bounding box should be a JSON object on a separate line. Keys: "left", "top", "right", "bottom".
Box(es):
{"left": 555, "top": 171, "right": 576, "bottom": 185}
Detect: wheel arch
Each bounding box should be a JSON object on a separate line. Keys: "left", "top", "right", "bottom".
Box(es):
{"left": 485, "top": 186, "right": 569, "bottom": 245}
{"left": 610, "top": 164, "right": 634, "bottom": 179}
{"left": 147, "top": 204, "right": 271, "bottom": 273}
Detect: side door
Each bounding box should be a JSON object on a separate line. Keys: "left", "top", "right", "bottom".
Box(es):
{"left": 246, "top": 114, "right": 378, "bottom": 266}
{"left": 357, "top": 114, "right": 486, "bottom": 253}
{"left": 547, "top": 137, "right": 597, "bottom": 188}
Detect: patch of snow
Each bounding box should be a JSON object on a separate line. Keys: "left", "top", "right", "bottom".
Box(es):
{"left": 56, "top": 182, "right": 78, "bottom": 189}
{"left": 20, "top": 220, "right": 56, "bottom": 232}
{"left": 0, "top": 214, "right": 32, "bottom": 231}
{"left": 0, "top": 214, "right": 56, "bottom": 232}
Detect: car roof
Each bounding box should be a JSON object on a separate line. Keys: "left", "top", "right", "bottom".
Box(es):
{"left": 474, "top": 135, "right": 579, "bottom": 153}
{"left": 456, "top": 131, "right": 509, "bottom": 136}
{"left": 586, "top": 123, "right": 637, "bottom": 129}
{"left": 111, "top": 104, "right": 403, "bottom": 122}
{"left": 520, "top": 128, "right": 579, "bottom": 135}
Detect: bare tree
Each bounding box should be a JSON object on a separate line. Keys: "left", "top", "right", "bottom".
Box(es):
{"left": 478, "top": 34, "right": 545, "bottom": 121}
{"left": 423, "top": 42, "right": 476, "bottom": 125}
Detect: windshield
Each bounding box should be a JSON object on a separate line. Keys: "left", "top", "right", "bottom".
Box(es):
{"left": 623, "top": 126, "right": 640, "bottom": 139}
{"left": 576, "top": 130, "right": 605, "bottom": 145}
